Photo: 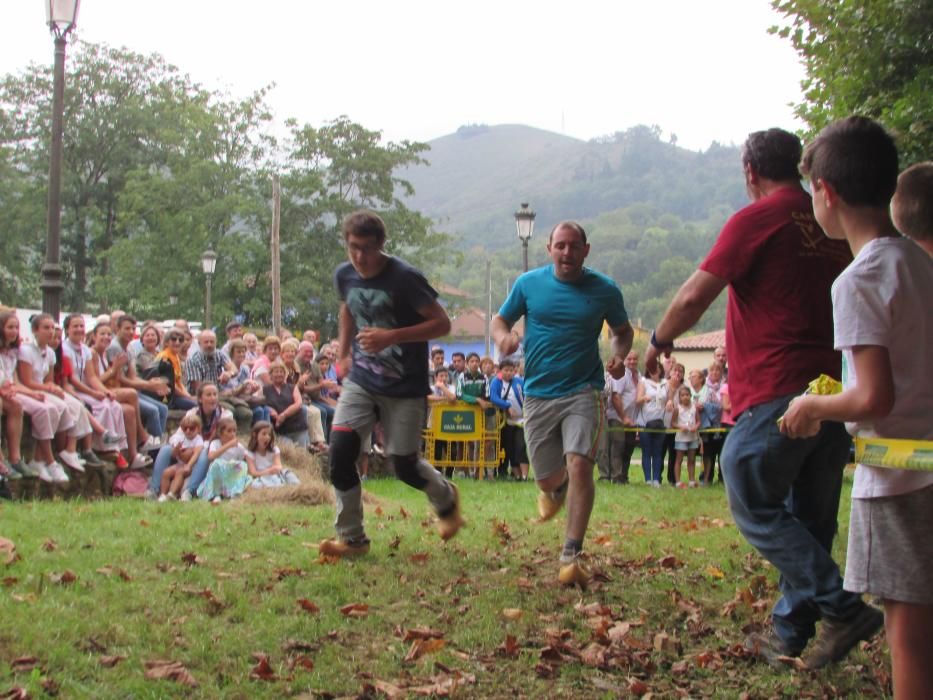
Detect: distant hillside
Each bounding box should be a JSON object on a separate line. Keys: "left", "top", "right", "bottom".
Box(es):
{"left": 402, "top": 123, "right": 748, "bottom": 248}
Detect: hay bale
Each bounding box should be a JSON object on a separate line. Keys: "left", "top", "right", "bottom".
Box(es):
{"left": 233, "top": 441, "right": 379, "bottom": 507}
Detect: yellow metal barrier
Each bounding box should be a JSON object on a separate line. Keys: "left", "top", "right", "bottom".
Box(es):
{"left": 422, "top": 401, "right": 505, "bottom": 479}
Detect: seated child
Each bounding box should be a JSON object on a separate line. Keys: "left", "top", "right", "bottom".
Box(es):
{"left": 197, "top": 416, "right": 251, "bottom": 503}
{"left": 891, "top": 161, "right": 933, "bottom": 256}
{"left": 246, "top": 420, "right": 300, "bottom": 488}
{"left": 159, "top": 414, "right": 203, "bottom": 501}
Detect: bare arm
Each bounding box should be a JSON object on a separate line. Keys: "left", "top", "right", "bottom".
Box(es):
{"left": 491, "top": 314, "right": 521, "bottom": 356}
{"left": 781, "top": 346, "right": 894, "bottom": 438}
{"left": 605, "top": 322, "right": 635, "bottom": 379}
{"left": 355, "top": 299, "right": 451, "bottom": 355}
{"left": 644, "top": 270, "right": 727, "bottom": 374}
{"left": 17, "top": 360, "right": 63, "bottom": 397}
{"left": 336, "top": 303, "right": 354, "bottom": 377}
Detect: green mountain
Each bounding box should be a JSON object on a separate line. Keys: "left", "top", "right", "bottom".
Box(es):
{"left": 402, "top": 123, "right": 748, "bottom": 250}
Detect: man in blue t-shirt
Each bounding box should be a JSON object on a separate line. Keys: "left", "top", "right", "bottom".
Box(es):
{"left": 319, "top": 210, "right": 464, "bottom": 559}
{"left": 492, "top": 221, "right": 633, "bottom": 588}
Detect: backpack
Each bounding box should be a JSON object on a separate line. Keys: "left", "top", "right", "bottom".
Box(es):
{"left": 112, "top": 470, "right": 149, "bottom": 497}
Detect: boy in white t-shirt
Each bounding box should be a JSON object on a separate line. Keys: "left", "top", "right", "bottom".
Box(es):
{"left": 784, "top": 117, "right": 933, "bottom": 690}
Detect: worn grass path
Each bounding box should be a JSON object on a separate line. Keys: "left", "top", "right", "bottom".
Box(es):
{"left": 0, "top": 472, "right": 889, "bottom": 698}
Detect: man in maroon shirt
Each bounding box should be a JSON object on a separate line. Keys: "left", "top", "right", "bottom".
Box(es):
{"left": 644, "top": 128, "right": 882, "bottom": 669}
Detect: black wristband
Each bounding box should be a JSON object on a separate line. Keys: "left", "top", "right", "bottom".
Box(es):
{"left": 650, "top": 329, "right": 674, "bottom": 352}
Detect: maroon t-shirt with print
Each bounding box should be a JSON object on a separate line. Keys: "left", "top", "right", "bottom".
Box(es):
{"left": 700, "top": 185, "right": 851, "bottom": 418}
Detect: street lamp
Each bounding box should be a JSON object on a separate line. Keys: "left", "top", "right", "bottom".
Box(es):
{"left": 41, "top": 0, "right": 81, "bottom": 321}
{"left": 514, "top": 202, "right": 536, "bottom": 273}
{"left": 201, "top": 247, "right": 217, "bottom": 330}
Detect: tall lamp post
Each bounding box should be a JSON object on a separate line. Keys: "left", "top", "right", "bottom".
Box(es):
{"left": 514, "top": 202, "right": 536, "bottom": 273}
{"left": 201, "top": 247, "right": 217, "bottom": 330}
{"left": 41, "top": 0, "right": 81, "bottom": 320}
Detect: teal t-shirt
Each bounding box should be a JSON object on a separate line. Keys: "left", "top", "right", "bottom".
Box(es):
{"left": 498, "top": 265, "right": 628, "bottom": 399}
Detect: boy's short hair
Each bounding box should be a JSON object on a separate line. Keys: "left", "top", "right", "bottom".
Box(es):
{"left": 800, "top": 116, "right": 899, "bottom": 208}
{"left": 499, "top": 359, "right": 516, "bottom": 369}
{"left": 891, "top": 162, "right": 933, "bottom": 241}
{"left": 117, "top": 314, "right": 137, "bottom": 328}
{"left": 466, "top": 352, "right": 480, "bottom": 362}
{"left": 742, "top": 128, "right": 803, "bottom": 182}
{"left": 451, "top": 352, "right": 465, "bottom": 361}
{"left": 434, "top": 367, "right": 449, "bottom": 378}
{"left": 342, "top": 210, "right": 387, "bottom": 244}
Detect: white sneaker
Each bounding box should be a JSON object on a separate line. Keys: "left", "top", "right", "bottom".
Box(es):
{"left": 157, "top": 493, "right": 169, "bottom": 503}
{"left": 59, "top": 451, "right": 85, "bottom": 473}
{"left": 36, "top": 462, "right": 54, "bottom": 483}
{"left": 180, "top": 490, "right": 193, "bottom": 502}
{"left": 130, "top": 453, "right": 153, "bottom": 470}
{"left": 144, "top": 435, "right": 162, "bottom": 449}
{"left": 21, "top": 461, "right": 43, "bottom": 478}
{"left": 48, "top": 462, "right": 70, "bottom": 483}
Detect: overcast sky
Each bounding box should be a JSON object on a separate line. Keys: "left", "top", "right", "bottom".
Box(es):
{"left": 1, "top": 0, "right": 805, "bottom": 150}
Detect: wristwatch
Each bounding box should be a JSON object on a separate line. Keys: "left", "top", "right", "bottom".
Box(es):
{"left": 650, "top": 329, "right": 674, "bottom": 353}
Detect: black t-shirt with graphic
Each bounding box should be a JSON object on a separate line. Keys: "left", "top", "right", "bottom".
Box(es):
{"left": 334, "top": 256, "right": 437, "bottom": 398}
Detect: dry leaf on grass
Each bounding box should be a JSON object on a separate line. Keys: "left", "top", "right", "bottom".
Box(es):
{"left": 282, "top": 639, "right": 316, "bottom": 654}
{"left": 399, "top": 506, "right": 410, "bottom": 519}
{"left": 501, "top": 608, "right": 523, "bottom": 621}
{"left": 49, "top": 570, "right": 77, "bottom": 585}
{"left": 403, "top": 638, "right": 446, "bottom": 663}
{"left": 401, "top": 626, "right": 444, "bottom": 641}
{"left": 409, "top": 552, "right": 430, "bottom": 564}
{"left": 287, "top": 655, "right": 314, "bottom": 672}
{"left": 492, "top": 518, "right": 512, "bottom": 543}
{"left": 496, "top": 634, "right": 520, "bottom": 658}
{"left": 0, "top": 687, "right": 29, "bottom": 699}
{"left": 705, "top": 565, "right": 725, "bottom": 579}
{"left": 180, "top": 552, "right": 202, "bottom": 567}
{"left": 372, "top": 679, "right": 405, "bottom": 699}
{"left": 144, "top": 659, "right": 198, "bottom": 687}
{"left": 41, "top": 539, "right": 57, "bottom": 552}
{"left": 275, "top": 566, "right": 304, "bottom": 580}
{"left": 0, "top": 538, "right": 20, "bottom": 566}
{"left": 296, "top": 598, "right": 320, "bottom": 614}
{"left": 2, "top": 577, "right": 18, "bottom": 587}
{"left": 340, "top": 603, "right": 369, "bottom": 617}
{"left": 388, "top": 535, "right": 402, "bottom": 550}
{"left": 249, "top": 654, "right": 276, "bottom": 681}
{"left": 98, "top": 655, "right": 126, "bottom": 668}
{"left": 10, "top": 657, "right": 40, "bottom": 674}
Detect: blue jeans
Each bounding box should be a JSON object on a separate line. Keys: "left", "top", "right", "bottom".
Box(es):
{"left": 253, "top": 405, "right": 271, "bottom": 424}
{"left": 640, "top": 429, "right": 665, "bottom": 483}
{"left": 138, "top": 392, "right": 168, "bottom": 436}
{"left": 168, "top": 395, "right": 197, "bottom": 411}
{"left": 721, "top": 392, "right": 865, "bottom": 653}
{"left": 149, "top": 443, "right": 210, "bottom": 496}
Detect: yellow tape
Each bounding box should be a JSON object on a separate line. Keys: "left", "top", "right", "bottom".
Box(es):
{"left": 855, "top": 437, "right": 933, "bottom": 472}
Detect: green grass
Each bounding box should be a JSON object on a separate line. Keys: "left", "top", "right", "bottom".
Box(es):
{"left": 0, "top": 471, "right": 890, "bottom": 698}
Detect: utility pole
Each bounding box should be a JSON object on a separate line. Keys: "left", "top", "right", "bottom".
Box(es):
{"left": 270, "top": 175, "right": 281, "bottom": 335}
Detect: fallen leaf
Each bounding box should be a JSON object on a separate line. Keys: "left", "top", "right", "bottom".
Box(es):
{"left": 339, "top": 603, "right": 369, "bottom": 617}
{"left": 409, "top": 552, "right": 430, "bottom": 564}
{"left": 535, "top": 662, "right": 558, "bottom": 678}
{"left": 403, "top": 638, "right": 446, "bottom": 663}
{"left": 282, "top": 639, "right": 316, "bottom": 654}
{"left": 288, "top": 654, "right": 314, "bottom": 672}
{"left": 249, "top": 654, "right": 276, "bottom": 681}
{"left": 10, "top": 656, "right": 40, "bottom": 674}
{"left": 399, "top": 506, "right": 410, "bottom": 519}
{"left": 96, "top": 566, "right": 113, "bottom": 576}
{"left": 2, "top": 577, "right": 18, "bottom": 587}
{"left": 138, "top": 519, "right": 149, "bottom": 527}
{"left": 705, "top": 565, "right": 725, "bottom": 579}
{"left": 40, "top": 678, "right": 59, "bottom": 696}
{"left": 99, "top": 655, "right": 126, "bottom": 668}
{"left": 0, "top": 538, "right": 20, "bottom": 566}
{"left": 180, "top": 552, "right": 202, "bottom": 567}
{"left": 402, "top": 626, "right": 444, "bottom": 641}
{"left": 144, "top": 659, "right": 198, "bottom": 687}
{"left": 279, "top": 527, "right": 291, "bottom": 536}
{"left": 580, "top": 643, "right": 607, "bottom": 668}
{"left": 373, "top": 506, "right": 385, "bottom": 517}
{"left": 373, "top": 679, "right": 405, "bottom": 699}
{"left": 501, "top": 608, "right": 523, "bottom": 621}
{"left": 388, "top": 535, "right": 401, "bottom": 550}
{"left": 492, "top": 518, "right": 512, "bottom": 543}
{"left": 0, "top": 687, "right": 29, "bottom": 700}
{"left": 275, "top": 567, "right": 304, "bottom": 580}
{"left": 49, "top": 570, "right": 77, "bottom": 585}
{"left": 497, "top": 634, "right": 520, "bottom": 658}
{"left": 627, "top": 677, "right": 649, "bottom": 695}
{"left": 296, "top": 598, "right": 320, "bottom": 614}
{"left": 659, "top": 554, "right": 682, "bottom": 569}
{"left": 42, "top": 539, "right": 57, "bottom": 552}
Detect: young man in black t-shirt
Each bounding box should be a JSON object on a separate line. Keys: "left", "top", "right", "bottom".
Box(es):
{"left": 319, "top": 211, "right": 463, "bottom": 557}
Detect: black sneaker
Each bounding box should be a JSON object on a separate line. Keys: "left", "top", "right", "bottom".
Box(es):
{"left": 802, "top": 605, "right": 884, "bottom": 669}
{"left": 743, "top": 628, "right": 801, "bottom": 668}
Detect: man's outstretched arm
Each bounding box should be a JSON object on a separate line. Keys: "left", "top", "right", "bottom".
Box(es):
{"left": 644, "top": 270, "right": 727, "bottom": 374}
